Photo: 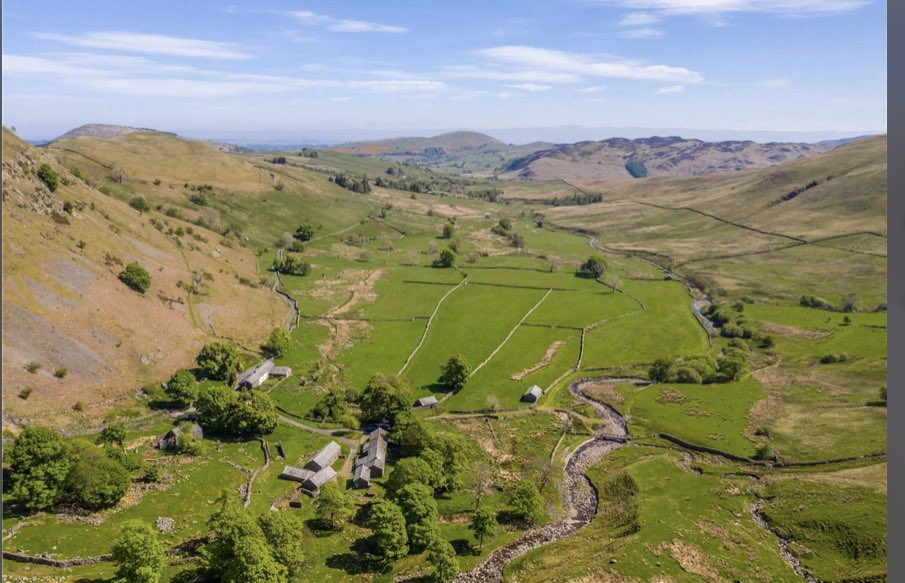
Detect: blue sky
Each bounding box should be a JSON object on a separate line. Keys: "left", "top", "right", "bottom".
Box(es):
{"left": 2, "top": 0, "right": 887, "bottom": 142}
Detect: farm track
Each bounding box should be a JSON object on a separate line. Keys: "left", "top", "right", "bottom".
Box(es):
{"left": 452, "top": 379, "right": 627, "bottom": 583}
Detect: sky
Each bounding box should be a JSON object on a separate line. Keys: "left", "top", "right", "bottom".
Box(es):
{"left": 1, "top": 0, "right": 887, "bottom": 142}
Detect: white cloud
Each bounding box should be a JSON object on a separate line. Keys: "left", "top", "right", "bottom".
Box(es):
{"left": 577, "top": 85, "right": 606, "bottom": 93}
{"left": 478, "top": 46, "right": 703, "bottom": 83}
{"left": 2, "top": 52, "right": 444, "bottom": 97}
{"left": 619, "top": 11, "right": 662, "bottom": 26}
{"left": 505, "top": 83, "right": 553, "bottom": 92}
{"left": 596, "top": 0, "right": 869, "bottom": 16}
{"left": 621, "top": 28, "right": 664, "bottom": 38}
{"left": 288, "top": 11, "right": 408, "bottom": 33}
{"left": 443, "top": 65, "right": 581, "bottom": 84}
{"left": 33, "top": 31, "right": 250, "bottom": 60}
{"left": 656, "top": 84, "right": 685, "bottom": 93}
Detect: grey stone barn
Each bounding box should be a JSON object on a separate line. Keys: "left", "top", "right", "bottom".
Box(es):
{"left": 305, "top": 441, "right": 342, "bottom": 472}
{"left": 302, "top": 467, "right": 337, "bottom": 493}
{"left": 156, "top": 423, "right": 203, "bottom": 451}
{"left": 352, "top": 427, "right": 388, "bottom": 488}
{"left": 522, "top": 385, "right": 543, "bottom": 403}
{"left": 415, "top": 395, "right": 439, "bottom": 409}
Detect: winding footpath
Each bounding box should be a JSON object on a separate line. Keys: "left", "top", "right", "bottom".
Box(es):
{"left": 453, "top": 379, "right": 628, "bottom": 583}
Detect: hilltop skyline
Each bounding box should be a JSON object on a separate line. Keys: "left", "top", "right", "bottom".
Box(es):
{"left": 2, "top": 0, "right": 887, "bottom": 140}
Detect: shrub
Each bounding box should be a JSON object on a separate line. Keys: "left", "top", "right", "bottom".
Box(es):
{"left": 165, "top": 369, "right": 199, "bottom": 407}
{"left": 820, "top": 352, "right": 849, "bottom": 364}
{"left": 18, "top": 386, "right": 33, "bottom": 400}
{"left": 129, "top": 197, "right": 150, "bottom": 213}
{"left": 65, "top": 440, "right": 131, "bottom": 511}
{"left": 577, "top": 255, "right": 607, "bottom": 279}
{"left": 25, "top": 361, "right": 42, "bottom": 374}
{"left": 624, "top": 160, "right": 648, "bottom": 178}
{"left": 54, "top": 367, "right": 68, "bottom": 379}
{"left": 37, "top": 163, "right": 59, "bottom": 191}
{"left": 73, "top": 401, "right": 85, "bottom": 412}
{"left": 119, "top": 262, "right": 152, "bottom": 294}
{"left": 433, "top": 249, "right": 455, "bottom": 268}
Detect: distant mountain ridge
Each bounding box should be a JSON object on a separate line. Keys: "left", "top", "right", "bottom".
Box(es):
{"left": 501, "top": 136, "right": 832, "bottom": 181}
{"left": 53, "top": 124, "right": 176, "bottom": 142}
{"left": 332, "top": 131, "right": 503, "bottom": 157}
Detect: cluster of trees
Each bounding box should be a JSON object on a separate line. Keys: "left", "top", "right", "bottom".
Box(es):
{"left": 490, "top": 218, "right": 525, "bottom": 248}
{"left": 294, "top": 223, "right": 317, "bottom": 242}
{"left": 272, "top": 254, "right": 311, "bottom": 276}
{"left": 703, "top": 302, "right": 759, "bottom": 339}
{"left": 432, "top": 248, "right": 456, "bottom": 268}
{"left": 268, "top": 156, "right": 288, "bottom": 164}
{"left": 262, "top": 328, "right": 291, "bottom": 358}
{"left": 199, "top": 493, "right": 306, "bottom": 582}
{"left": 577, "top": 255, "right": 607, "bottom": 279}
{"left": 118, "top": 262, "right": 152, "bottom": 294}
{"left": 780, "top": 177, "right": 823, "bottom": 202}
{"left": 332, "top": 173, "right": 372, "bottom": 194}
{"left": 549, "top": 192, "right": 604, "bottom": 207}
{"left": 195, "top": 385, "right": 278, "bottom": 436}
{"left": 373, "top": 175, "right": 434, "bottom": 193}
{"left": 7, "top": 425, "right": 141, "bottom": 513}
{"left": 196, "top": 342, "right": 240, "bottom": 382}
{"left": 799, "top": 293, "right": 863, "bottom": 313}
{"left": 624, "top": 160, "right": 648, "bottom": 178}
{"left": 465, "top": 188, "right": 503, "bottom": 202}
{"left": 649, "top": 346, "right": 750, "bottom": 384}
{"left": 300, "top": 149, "right": 320, "bottom": 158}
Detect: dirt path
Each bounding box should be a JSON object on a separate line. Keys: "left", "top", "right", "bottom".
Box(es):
{"left": 452, "top": 379, "right": 627, "bottom": 583}
{"left": 277, "top": 415, "right": 357, "bottom": 448}
{"left": 511, "top": 341, "right": 564, "bottom": 381}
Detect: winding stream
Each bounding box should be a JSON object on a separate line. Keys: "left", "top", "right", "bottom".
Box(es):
{"left": 452, "top": 379, "right": 628, "bottom": 583}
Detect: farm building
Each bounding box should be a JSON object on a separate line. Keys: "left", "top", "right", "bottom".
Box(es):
{"left": 522, "top": 385, "right": 543, "bottom": 403}
{"left": 303, "top": 467, "right": 337, "bottom": 493}
{"left": 156, "top": 423, "right": 203, "bottom": 451}
{"left": 353, "top": 464, "right": 371, "bottom": 489}
{"left": 415, "top": 395, "right": 439, "bottom": 409}
{"left": 353, "top": 428, "right": 388, "bottom": 488}
{"left": 270, "top": 366, "right": 291, "bottom": 378}
{"left": 235, "top": 359, "right": 275, "bottom": 390}
{"left": 279, "top": 465, "right": 314, "bottom": 483}
{"left": 305, "top": 441, "right": 342, "bottom": 472}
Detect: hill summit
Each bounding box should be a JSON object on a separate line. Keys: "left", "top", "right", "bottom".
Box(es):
{"left": 53, "top": 123, "right": 175, "bottom": 142}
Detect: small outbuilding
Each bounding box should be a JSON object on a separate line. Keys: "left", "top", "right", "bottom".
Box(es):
{"left": 522, "top": 385, "right": 543, "bottom": 403}
{"left": 156, "top": 423, "right": 203, "bottom": 451}
{"left": 415, "top": 395, "right": 439, "bottom": 409}
{"left": 270, "top": 366, "right": 292, "bottom": 378}
{"left": 303, "top": 467, "right": 337, "bottom": 493}
{"left": 305, "top": 441, "right": 342, "bottom": 472}
{"left": 352, "top": 464, "right": 371, "bottom": 489}
{"left": 279, "top": 465, "right": 314, "bottom": 483}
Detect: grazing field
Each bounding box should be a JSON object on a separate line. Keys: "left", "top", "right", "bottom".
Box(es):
{"left": 506, "top": 447, "right": 801, "bottom": 582}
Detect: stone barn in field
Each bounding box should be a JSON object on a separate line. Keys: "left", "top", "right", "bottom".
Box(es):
{"left": 303, "top": 467, "right": 337, "bottom": 494}
{"left": 305, "top": 441, "right": 342, "bottom": 472}
{"left": 156, "top": 423, "right": 203, "bottom": 451}
{"left": 235, "top": 359, "right": 275, "bottom": 390}
{"left": 415, "top": 395, "right": 439, "bottom": 409}
{"left": 522, "top": 385, "right": 543, "bottom": 403}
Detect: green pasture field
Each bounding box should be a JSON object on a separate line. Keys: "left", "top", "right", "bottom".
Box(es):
{"left": 581, "top": 279, "right": 708, "bottom": 369}
{"left": 756, "top": 474, "right": 887, "bottom": 582}
{"left": 618, "top": 377, "right": 764, "bottom": 457}
{"left": 507, "top": 447, "right": 800, "bottom": 583}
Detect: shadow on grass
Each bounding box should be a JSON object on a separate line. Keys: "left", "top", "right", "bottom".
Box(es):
{"left": 325, "top": 537, "right": 383, "bottom": 575}
{"left": 450, "top": 538, "right": 475, "bottom": 556}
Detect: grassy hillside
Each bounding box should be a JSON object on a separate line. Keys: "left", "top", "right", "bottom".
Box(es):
{"left": 1, "top": 128, "right": 287, "bottom": 428}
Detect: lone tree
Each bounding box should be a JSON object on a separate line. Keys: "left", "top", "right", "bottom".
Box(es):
{"left": 257, "top": 510, "right": 306, "bottom": 577}
{"left": 577, "top": 255, "right": 607, "bottom": 279}
{"left": 509, "top": 480, "right": 544, "bottom": 526}
{"left": 433, "top": 249, "right": 456, "bottom": 269}
{"left": 7, "top": 426, "right": 71, "bottom": 511}
{"left": 128, "top": 196, "right": 150, "bottom": 213}
{"left": 294, "top": 223, "right": 316, "bottom": 242}
{"left": 469, "top": 506, "right": 497, "bottom": 550}
{"left": 395, "top": 482, "right": 440, "bottom": 550}
{"left": 441, "top": 224, "right": 455, "bottom": 239}
{"left": 314, "top": 482, "right": 356, "bottom": 530}
{"left": 370, "top": 500, "right": 409, "bottom": 567}
{"left": 427, "top": 537, "right": 460, "bottom": 582}
{"left": 165, "top": 369, "right": 199, "bottom": 407}
{"left": 96, "top": 422, "right": 127, "bottom": 449}
{"left": 119, "top": 262, "right": 152, "bottom": 294}
{"left": 111, "top": 521, "right": 165, "bottom": 583}
{"left": 438, "top": 355, "right": 470, "bottom": 392}
{"left": 66, "top": 439, "right": 131, "bottom": 511}
{"left": 195, "top": 342, "right": 239, "bottom": 381}
{"left": 262, "top": 327, "right": 291, "bottom": 358}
